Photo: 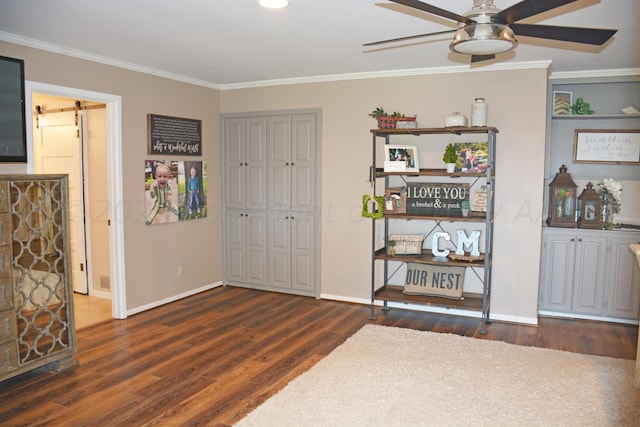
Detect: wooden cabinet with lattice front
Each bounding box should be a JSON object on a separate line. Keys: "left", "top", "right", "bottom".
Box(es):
{"left": 0, "top": 175, "right": 78, "bottom": 382}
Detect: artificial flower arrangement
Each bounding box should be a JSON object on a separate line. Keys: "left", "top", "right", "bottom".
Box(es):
{"left": 597, "top": 178, "right": 622, "bottom": 213}
{"left": 597, "top": 178, "right": 622, "bottom": 229}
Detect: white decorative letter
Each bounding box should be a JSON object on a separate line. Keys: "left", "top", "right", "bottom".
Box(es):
{"left": 432, "top": 232, "right": 450, "bottom": 257}
{"left": 455, "top": 230, "right": 481, "bottom": 257}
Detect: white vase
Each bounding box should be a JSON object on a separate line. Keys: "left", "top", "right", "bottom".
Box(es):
{"left": 446, "top": 163, "right": 456, "bottom": 173}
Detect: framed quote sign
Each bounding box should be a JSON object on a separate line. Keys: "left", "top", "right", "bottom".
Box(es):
{"left": 573, "top": 129, "right": 640, "bottom": 164}
{"left": 147, "top": 114, "right": 202, "bottom": 156}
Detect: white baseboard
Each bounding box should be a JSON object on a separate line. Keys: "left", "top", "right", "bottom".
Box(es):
{"left": 127, "top": 281, "right": 224, "bottom": 316}
{"left": 320, "top": 293, "right": 539, "bottom": 325}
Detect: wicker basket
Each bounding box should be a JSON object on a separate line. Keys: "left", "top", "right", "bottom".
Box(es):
{"left": 377, "top": 115, "right": 417, "bottom": 129}
{"left": 387, "top": 234, "right": 426, "bottom": 255}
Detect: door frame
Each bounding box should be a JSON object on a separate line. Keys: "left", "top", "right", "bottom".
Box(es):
{"left": 24, "top": 81, "right": 127, "bottom": 319}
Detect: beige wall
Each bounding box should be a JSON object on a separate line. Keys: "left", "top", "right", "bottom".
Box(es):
{"left": 1, "top": 41, "right": 222, "bottom": 311}
{"left": 221, "top": 67, "right": 548, "bottom": 323}
{"left": 1, "top": 40, "right": 548, "bottom": 323}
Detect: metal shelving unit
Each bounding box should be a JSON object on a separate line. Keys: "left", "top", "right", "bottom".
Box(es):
{"left": 369, "top": 127, "right": 497, "bottom": 334}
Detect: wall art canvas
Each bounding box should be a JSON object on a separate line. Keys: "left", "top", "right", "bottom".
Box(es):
{"left": 144, "top": 160, "right": 180, "bottom": 225}
{"left": 178, "top": 160, "right": 207, "bottom": 221}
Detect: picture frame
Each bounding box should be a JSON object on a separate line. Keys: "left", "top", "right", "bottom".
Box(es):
{"left": 453, "top": 142, "right": 488, "bottom": 172}
{"left": 553, "top": 90, "right": 572, "bottom": 116}
{"left": 573, "top": 129, "right": 640, "bottom": 164}
{"left": 384, "top": 145, "right": 419, "bottom": 173}
{"left": 0, "top": 56, "right": 27, "bottom": 162}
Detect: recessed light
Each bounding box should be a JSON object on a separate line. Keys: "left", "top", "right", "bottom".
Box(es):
{"left": 259, "top": 0, "right": 288, "bottom": 9}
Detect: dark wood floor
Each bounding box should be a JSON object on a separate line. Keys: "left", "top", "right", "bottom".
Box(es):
{"left": 0, "top": 286, "right": 637, "bottom": 426}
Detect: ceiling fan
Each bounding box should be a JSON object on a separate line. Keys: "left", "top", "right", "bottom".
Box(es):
{"left": 365, "top": 0, "right": 617, "bottom": 63}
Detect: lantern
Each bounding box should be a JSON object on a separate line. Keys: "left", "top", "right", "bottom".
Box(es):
{"left": 577, "top": 182, "right": 601, "bottom": 229}
{"left": 546, "top": 165, "right": 577, "bottom": 228}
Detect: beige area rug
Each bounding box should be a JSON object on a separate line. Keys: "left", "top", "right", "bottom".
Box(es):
{"left": 236, "top": 324, "right": 640, "bottom": 426}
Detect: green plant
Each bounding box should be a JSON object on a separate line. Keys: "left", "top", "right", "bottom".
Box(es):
{"left": 443, "top": 144, "right": 457, "bottom": 164}
{"left": 461, "top": 200, "right": 470, "bottom": 209}
{"left": 388, "top": 240, "right": 396, "bottom": 247}
{"left": 390, "top": 111, "right": 403, "bottom": 118}
{"left": 569, "top": 97, "right": 594, "bottom": 115}
{"left": 369, "top": 107, "right": 386, "bottom": 119}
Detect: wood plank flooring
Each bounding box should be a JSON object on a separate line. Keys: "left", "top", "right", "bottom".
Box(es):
{"left": 0, "top": 286, "right": 637, "bottom": 426}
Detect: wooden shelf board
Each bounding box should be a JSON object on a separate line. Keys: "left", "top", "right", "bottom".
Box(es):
{"left": 551, "top": 114, "right": 640, "bottom": 120}
{"left": 375, "top": 248, "right": 490, "bottom": 268}
{"left": 382, "top": 213, "right": 492, "bottom": 223}
{"left": 374, "top": 285, "right": 484, "bottom": 311}
{"left": 374, "top": 167, "right": 492, "bottom": 178}
{"left": 371, "top": 126, "right": 498, "bottom": 135}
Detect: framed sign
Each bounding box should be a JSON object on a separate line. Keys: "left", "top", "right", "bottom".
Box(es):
{"left": 573, "top": 129, "right": 640, "bottom": 164}
{"left": 147, "top": 114, "right": 202, "bottom": 156}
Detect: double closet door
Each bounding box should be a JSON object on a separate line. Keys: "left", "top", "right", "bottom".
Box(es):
{"left": 223, "top": 111, "right": 319, "bottom": 296}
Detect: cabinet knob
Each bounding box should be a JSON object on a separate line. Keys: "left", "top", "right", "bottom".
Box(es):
{"left": 571, "top": 238, "right": 575, "bottom": 242}
{"left": 577, "top": 238, "right": 582, "bottom": 242}
{"left": 291, "top": 162, "right": 295, "bottom": 166}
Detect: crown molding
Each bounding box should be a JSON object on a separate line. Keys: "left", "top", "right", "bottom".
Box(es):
{"left": 0, "top": 31, "right": 222, "bottom": 90}
{"left": 218, "top": 61, "right": 552, "bottom": 90}
{"left": 1, "top": 31, "right": 551, "bottom": 90}
{"left": 549, "top": 68, "right": 640, "bottom": 80}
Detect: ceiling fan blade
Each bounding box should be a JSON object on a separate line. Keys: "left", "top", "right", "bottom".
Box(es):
{"left": 390, "top": 0, "right": 475, "bottom": 25}
{"left": 510, "top": 23, "right": 617, "bottom": 45}
{"left": 471, "top": 54, "right": 496, "bottom": 63}
{"left": 493, "top": 0, "right": 578, "bottom": 25}
{"left": 363, "top": 29, "right": 456, "bottom": 47}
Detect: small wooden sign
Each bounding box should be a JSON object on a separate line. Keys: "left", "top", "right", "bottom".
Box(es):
{"left": 406, "top": 183, "right": 469, "bottom": 216}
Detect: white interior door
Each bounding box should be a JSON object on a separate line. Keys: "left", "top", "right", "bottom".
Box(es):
{"left": 34, "top": 111, "right": 88, "bottom": 294}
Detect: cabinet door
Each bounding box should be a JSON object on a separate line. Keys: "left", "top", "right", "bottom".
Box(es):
{"left": 572, "top": 236, "right": 607, "bottom": 316}
{"left": 267, "top": 213, "right": 315, "bottom": 292}
{"left": 268, "top": 213, "right": 290, "bottom": 289}
{"left": 245, "top": 118, "right": 267, "bottom": 211}
{"left": 225, "top": 212, "right": 267, "bottom": 285}
{"left": 291, "top": 214, "right": 315, "bottom": 292}
{"left": 605, "top": 237, "right": 640, "bottom": 319}
{"left": 540, "top": 232, "right": 575, "bottom": 312}
{"left": 245, "top": 212, "right": 267, "bottom": 285}
{"left": 224, "top": 119, "right": 245, "bottom": 210}
{"left": 291, "top": 114, "right": 316, "bottom": 212}
{"left": 268, "top": 116, "right": 291, "bottom": 211}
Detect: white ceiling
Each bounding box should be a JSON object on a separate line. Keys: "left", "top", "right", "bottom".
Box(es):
{"left": 1, "top": 0, "right": 638, "bottom": 88}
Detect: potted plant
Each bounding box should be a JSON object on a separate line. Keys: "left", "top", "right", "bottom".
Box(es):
{"left": 388, "top": 240, "right": 397, "bottom": 256}
{"left": 461, "top": 200, "right": 470, "bottom": 217}
{"left": 443, "top": 144, "right": 457, "bottom": 173}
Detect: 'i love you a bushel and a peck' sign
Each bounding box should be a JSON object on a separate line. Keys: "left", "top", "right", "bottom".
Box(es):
{"left": 406, "top": 183, "right": 470, "bottom": 215}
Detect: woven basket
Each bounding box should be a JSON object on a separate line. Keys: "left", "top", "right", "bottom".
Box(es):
{"left": 377, "top": 116, "right": 417, "bottom": 129}
{"left": 387, "top": 234, "right": 425, "bottom": 255}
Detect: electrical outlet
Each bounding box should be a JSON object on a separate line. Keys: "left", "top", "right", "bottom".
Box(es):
{"left": 177, "top": 265, "right": 183, "bottom": 277}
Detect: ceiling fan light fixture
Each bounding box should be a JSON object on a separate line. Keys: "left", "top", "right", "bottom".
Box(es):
{"left": 259, "top": 0, "right": 288, "bottom": 8}
{"left": 450, "top": 23, "right": 517, "bottom": 55}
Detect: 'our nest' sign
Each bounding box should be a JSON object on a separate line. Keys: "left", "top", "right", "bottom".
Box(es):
{"left": 406, "top": 183, "right": 469, "bottom": 215}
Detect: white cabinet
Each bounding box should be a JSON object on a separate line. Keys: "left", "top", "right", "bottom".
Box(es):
{"left": 267, "top": 114, "right": 316, "bottom": 212}
{"left": 539, "top": 228, "right": 640, "bottom": 321}
{"left": 222, "top": 111, "right": 320, "bottom": 297}
{"left": 224, "top": 117, "right": 267, "bottom": 210}
{"left": 607, "top": 236, "right": 640, "bottom": 319}
{"left": 267, "top": 213, "right": 315, "bottom": 292}
{"left": 225, "top": 212, "right": 267, "bottom": 286}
